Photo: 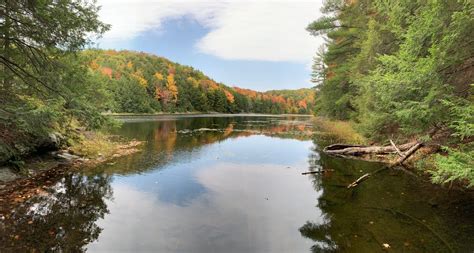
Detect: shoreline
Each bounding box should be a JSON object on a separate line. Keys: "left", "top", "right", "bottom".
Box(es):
{"left": 313, "top": 117, "right": 473, "bottom": 190}
{"left": 0, "top": 113, "right": 312, "bottom": 203}
{"left": 0, "top": 139, "right": 143, "bottom": 212}
{"left": 105, "top": 112, "right": 314, "bottom": 117}
{"left": 1, "top": 115, "right": 470, "bottom": 214}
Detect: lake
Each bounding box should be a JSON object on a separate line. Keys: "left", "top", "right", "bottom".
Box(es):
{"left": 1, "top": 115, "right": 473, "bottom": 252}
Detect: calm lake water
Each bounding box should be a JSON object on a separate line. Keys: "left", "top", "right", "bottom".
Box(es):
{"left": 1, "top": 115, "right": 473, "bottom": 252}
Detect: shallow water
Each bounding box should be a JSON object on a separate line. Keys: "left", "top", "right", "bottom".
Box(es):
{"left": 1, "top": 115, "right": 473, "bottom": 252}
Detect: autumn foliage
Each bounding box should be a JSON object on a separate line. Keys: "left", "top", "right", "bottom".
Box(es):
{"left": 82, "top": 49, "right": 315, "bottom": 114}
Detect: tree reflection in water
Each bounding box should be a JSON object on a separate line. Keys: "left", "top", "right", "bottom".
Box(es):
{"left": 299, "top": 143, "right": 338, "bottom": 253}
{"left": 299, "top": 137, "right": 474, "bottom": 253}
{"left": 1, "top": 116, "right": 473, "bottom": 252}
{"left": 299, "top": 221, "right": 337, "bottom": 253}
{"left": 0, "top": 173, "right": 112, "bottom": 252}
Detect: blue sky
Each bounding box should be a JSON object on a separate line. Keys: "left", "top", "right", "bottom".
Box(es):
{"left": 96, "top": 1, "right": 324, "bottom": 91}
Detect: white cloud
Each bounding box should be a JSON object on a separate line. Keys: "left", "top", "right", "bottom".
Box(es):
{"left": 97, "top": 0, "right": 324, "bottom": 64}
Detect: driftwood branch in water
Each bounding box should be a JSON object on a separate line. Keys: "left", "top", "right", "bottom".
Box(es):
{"left": 347, "top": 173, "right": 370, "bottom": 188}
{"left": 324, "top": 140, "right": 422, "bottom": 166}
{"left": 324, "top": 140, "right": 424, "bottom": 188}
{"left": 390, "top": 139, "right": 403, "bottom": 157}
{"left": 324, "top": 141, "right": 418, "bottom": 156}
{"left": 346, "top": 142, "right": 422, "bottom": 188}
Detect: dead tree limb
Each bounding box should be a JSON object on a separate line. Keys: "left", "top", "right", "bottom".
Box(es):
{"left": 345, "top": 142, "right": 423, "bottom": 189}
{"left": 347, "top": 173, "right": 370, "bottom": 188}
{"left": 346, "top": 166, "right": 391, "bottom": 188}
{"left": 391, "top": 142, "right": 423, "bottom": 167}
{"left": 324, "top": 141, "right": 418, "bottom": 156}
{"left": 390, "top": 139, "right": 403, "bottom": 157}
{"left": 326, "top": 140, "right": 424, "bottom": 189}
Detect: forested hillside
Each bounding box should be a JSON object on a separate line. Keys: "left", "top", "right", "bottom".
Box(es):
{"left": 1, "top": 0, "right": 314, "bottom": 164}
{"left": 82, "top": 50, "right": 315, "bottom": 114}
{"left": 308, "top": 0, "right": 473, "bottom": 186}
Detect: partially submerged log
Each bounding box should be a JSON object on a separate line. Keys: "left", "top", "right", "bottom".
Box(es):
{"left": 324, "top": 141, "right": 418, "bottom": 156}
{"left": 327, "top": 128, "right": 441, "bottom": 189}
{"left": 337, "top": 141, "right": 424, "bottom": 188}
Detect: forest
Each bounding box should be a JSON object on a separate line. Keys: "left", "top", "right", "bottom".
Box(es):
{"left": 2, "top": 1, "right": 474, "bottom": 252}
{"left": 0, "top": 0, "right": 314, "bottom": 164}
{"left": 307, "top": 0, "right": 473, "bottom": 186}
{"left": 0, "top": 0, "right": 473, "bottom": 187}
{"left": 83, "top": 49, "right": 315, "bottom": 115}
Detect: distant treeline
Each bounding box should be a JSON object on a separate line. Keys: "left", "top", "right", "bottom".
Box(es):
{"left": 82, "top": 50, "right": 315, "bottom": 115}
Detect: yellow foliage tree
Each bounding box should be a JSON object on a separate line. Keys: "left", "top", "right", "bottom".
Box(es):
{"left": 166, "top": 74, "right": 178, "bottom": 102}
{"left": 131, "top": 70, "right": 148, "bottom": 88}
{"left": 186, "top": 77, "right": 199, "bottom": 88}
{"left": 154, "top": 72, "right": 164, "bottom": 80}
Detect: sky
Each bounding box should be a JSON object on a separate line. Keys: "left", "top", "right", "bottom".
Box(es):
{"left": 95, "top": 0, "right": 324, "bottom": 91}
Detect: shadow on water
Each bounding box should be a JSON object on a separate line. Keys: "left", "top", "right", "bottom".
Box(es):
{"left": 300, "top": 135, "right": 474, "bottom": 253}
{"left": 0, "top": 115, "right": 473, "bottom": 252}
{"left": 0, "top": 173, "right": 113, "bottom": 251}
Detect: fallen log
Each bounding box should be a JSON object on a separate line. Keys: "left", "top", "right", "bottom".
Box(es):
{"left": 323, "top": 139, "right": 424, "bottom": 188}
{"left": 345, "top": 142, "right": 423, "bottom": 188}
{"left": 323, "top": 143, "right": 365, "bottom": 150}
{"left": 324, "top": 141, "right": 418, "bottom": 156}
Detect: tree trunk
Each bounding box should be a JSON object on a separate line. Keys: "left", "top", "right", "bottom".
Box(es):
{"left": 323, "top": 141, "right": 418, "bottom": 156}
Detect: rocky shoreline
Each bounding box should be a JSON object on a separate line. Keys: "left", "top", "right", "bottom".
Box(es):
{"left": 0, "top": 140, "right": 142, "bottom": 213}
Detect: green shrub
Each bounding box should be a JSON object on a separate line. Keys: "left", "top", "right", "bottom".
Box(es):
{"left": 431, "top": 146, "right": 474, "bottom": 187}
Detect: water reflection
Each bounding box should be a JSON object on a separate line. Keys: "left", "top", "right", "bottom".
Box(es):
{"left": 1, "top": 116, "right": 318, "bottom": 252}
{"left": 88, "top": 161, "right": 321, "bottom": 252}
{"left": 0, "top": 174, "right": 112, "bottom": 252}
{"left": 84, "top": 116, "right": 321, "bottom": 252}
{"left": 91, "top": 115, "right": 315, "bottom": 176}
{"left": 1, "top": 115, "right": 473, "bottom": 252}
{"left": 299, "top": 137, "right": 474, "bottom": 252}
